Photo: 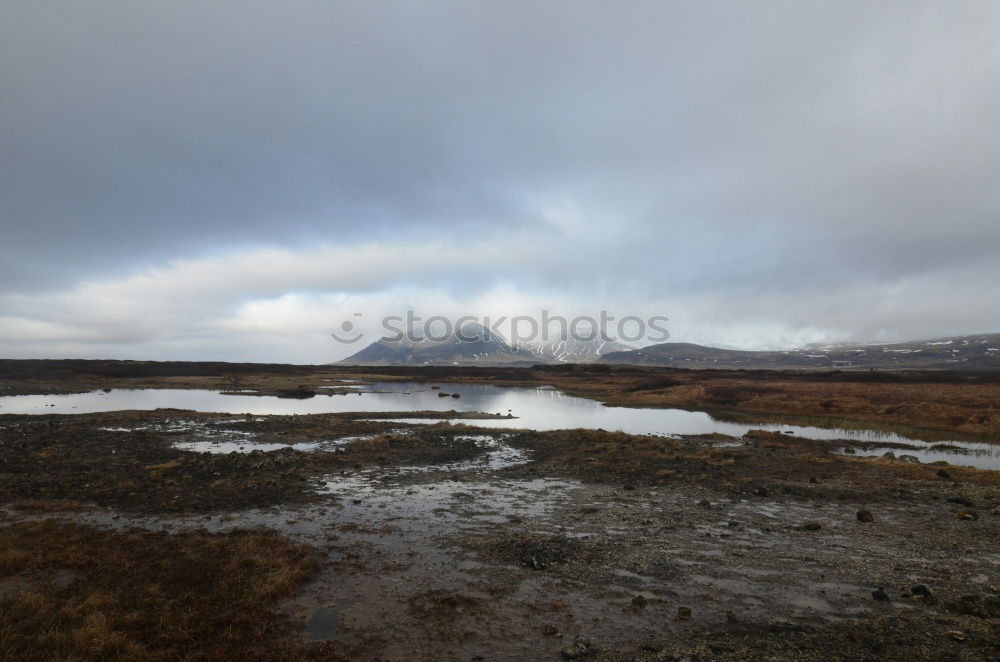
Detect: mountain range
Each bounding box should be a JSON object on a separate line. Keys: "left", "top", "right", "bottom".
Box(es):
{"left": 336, "top": 323, "right": 631, "bottom": 366}
{"left": 336, "top": 326, "right": 1000, "bottom": 370}
{"left": 598, "top": 333, "right": 1000, "bottom": 370}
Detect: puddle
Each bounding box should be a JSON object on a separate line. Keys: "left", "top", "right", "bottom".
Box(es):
{"left": 305, "top": 598, "right": 361, "bottom": 644}
{"left": 839, "top": 440, "right": 1000, "bottom": 470}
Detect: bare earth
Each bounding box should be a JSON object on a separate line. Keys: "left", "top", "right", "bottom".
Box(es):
{"left": 0, "top": 361, "right": 997, "bottom": 660}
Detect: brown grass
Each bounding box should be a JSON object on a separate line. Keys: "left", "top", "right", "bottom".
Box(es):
{"left": 0, "top": 521, "right": 319, "bottom": 661}
{"left": 532, "top": 370, "right": 1000, "bottom": 440}
{"left": 505, "top": 428, "right": 1000, "bottom": 493}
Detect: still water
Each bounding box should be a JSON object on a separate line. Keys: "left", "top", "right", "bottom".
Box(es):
{"left": 1, "top": 382, "right": 997, "bottom": 468}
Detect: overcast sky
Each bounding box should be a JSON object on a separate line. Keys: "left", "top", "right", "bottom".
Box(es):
{"left": 2, "top": 1, "right": 999, "bottom": 362}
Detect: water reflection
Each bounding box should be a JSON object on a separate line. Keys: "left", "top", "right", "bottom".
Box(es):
{"left": 1, "top": 382, "right": 997, "bottom": 468}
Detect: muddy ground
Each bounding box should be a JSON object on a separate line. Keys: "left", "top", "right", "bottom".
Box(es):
{"left": 0, "top": 364, "right": 998, "bottom": 659}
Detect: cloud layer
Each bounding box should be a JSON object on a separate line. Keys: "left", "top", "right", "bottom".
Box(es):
{"left": 3, "top": 1, "right": 999, "bottom": 361}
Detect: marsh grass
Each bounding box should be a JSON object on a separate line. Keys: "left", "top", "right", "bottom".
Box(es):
{"left": 0, "top": 521, "right": 319, "bottom": 661}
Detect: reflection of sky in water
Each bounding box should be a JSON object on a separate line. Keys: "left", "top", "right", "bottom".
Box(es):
{"left": 2, "top": 382, "right": 998, "bottom": 468}
{"left": 843, "top": 443, "right": 1000, "bottom": 471}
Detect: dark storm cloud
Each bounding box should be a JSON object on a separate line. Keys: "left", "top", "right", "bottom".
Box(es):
{"left": 2, "top": 1, "right": 999, "bottom": 359}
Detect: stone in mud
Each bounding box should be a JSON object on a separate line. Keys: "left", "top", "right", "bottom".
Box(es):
{"left": 631, "top": 594, "right": 648, "bottom": 609}
{"left": 872, "top": 588, "right": 891, "bottom": 602}
{"left": 561, "top": 636, "right": 591, "bottom": 659}
{"left": 676, "top": 606, "right": 691, "bottom": 620}
{"left": 809, "top": 476, "right": 819, "bottom": 484}
{"left": 911, "top": 584, "right": 932, "bottom": 598}
{"left": 898, "top": 454, "right": 919, "bottom": 463}
{"left": 857, "top": 510, "right": 874, "bottom": 522}
{"left": 949, "top": 595, "right": 987, "bottom": 616}
{"left": 796, "top": 521, "right": 822, "bottom": 531}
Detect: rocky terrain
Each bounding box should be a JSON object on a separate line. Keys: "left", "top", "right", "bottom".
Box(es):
{"left": 0, "top": 363, "right": 997, "bottom": 659}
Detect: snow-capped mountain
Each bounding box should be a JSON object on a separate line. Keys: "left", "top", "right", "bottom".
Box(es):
{"left": 336, "top": 322, "right": 541, "bottom": 366}
{"left": 519, "top": 337, "right": 634, "bottom": 363}
{"left": 337, "top": 321, "right": 634, "bottom": 366}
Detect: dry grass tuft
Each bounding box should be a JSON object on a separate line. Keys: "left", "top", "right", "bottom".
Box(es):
{"left": 0, "top": 521, "right": 320, "bottom": 661}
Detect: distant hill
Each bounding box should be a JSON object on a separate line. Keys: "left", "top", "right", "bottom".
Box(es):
{"left": 598, "top": 334, "right": 1000, "bottom": 370}
{"left": 336, "top": 322, "right": 541, "bottom": 366}
{"left": 337, "top": 323, "right": 631, "bottom": 366}
{"left": 338, "top": 326, "right": 1000, "bottom": 370}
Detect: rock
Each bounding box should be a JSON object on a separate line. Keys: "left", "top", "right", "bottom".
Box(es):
{"left": 857, "top": 510, "right": 874, "bottom": 523}
{"left": 872, "top": 588, "right": 891, "bottom": 602}
{"left": 946, "top": 630, "right": 966, "bottom": 642}
{"left": 632, "top": 594, "right": 648, "bottom": 608}
{"left": 561, "top": 636, "right": 591, "bottom": 659}
{"left": 451, "top": 393, "right": 461, "bottom": 399}
{"left": 676, "top": 606, "right": 691, "bottom": 620}
{"left": 911, "top": 584, "right": 932, "bottom": 598}
{"left": 882, "top": 451, "right": 896, "bottom": 460}
{"left": 949, "top": 595, "right": 985, "bottom": 616}
{"left": 275, "top": 386, "right": 316, "bottom": 399}
{"left": 697, "top": 499, "right": 711, "bottom": 507}
{"left": 541, "top": 624, "right": 559, "bottom": 637}
{"left": 937, "top": 469, "right": 952, "bottom": 479}
{"left": 842, "top": 446, "right": 857, "bottom": 454}
{"left": 898, "top": 454, "right": 920, "bottom": 463}
{"left": 809, "top": 476, "right": 819, "bottom": 484}
{"left": 797, "top": 521, "right": 822, "bottom": 531}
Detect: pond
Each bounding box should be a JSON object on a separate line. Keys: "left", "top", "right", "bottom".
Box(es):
{"left": 1, "top": 381, "right": 997, "bottom": 468}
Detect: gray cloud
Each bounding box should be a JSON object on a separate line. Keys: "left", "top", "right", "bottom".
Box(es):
{"left": 2, "top": 1, "right": 999, "bottom": 359}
